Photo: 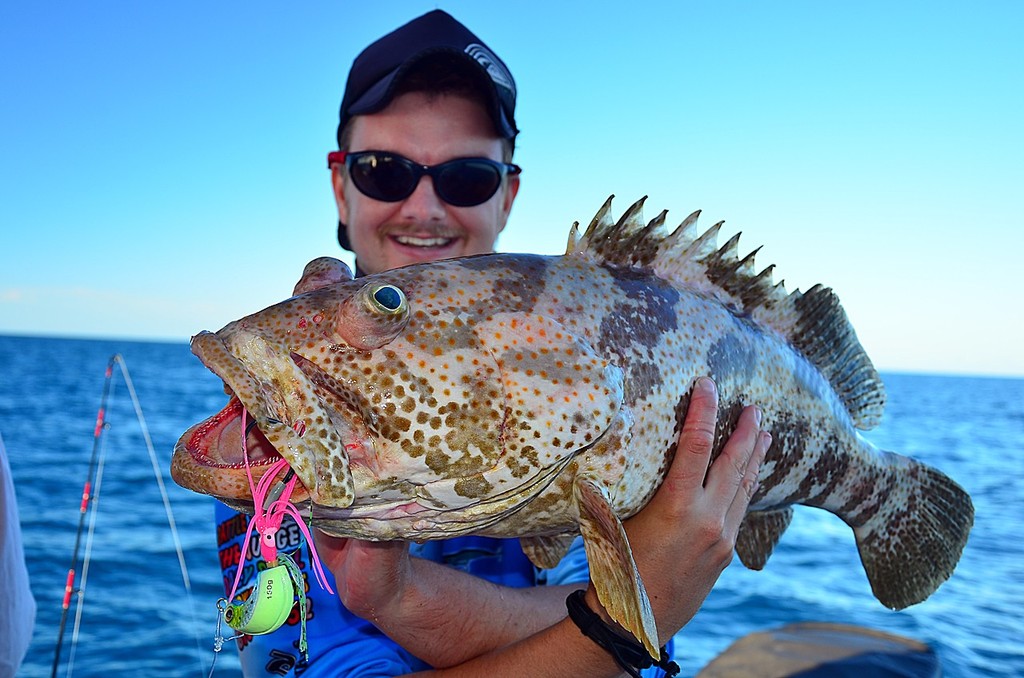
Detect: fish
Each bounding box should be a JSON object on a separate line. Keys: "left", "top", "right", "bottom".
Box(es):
{"left": 171, "top": 196, "right": 974, "bottom": 658}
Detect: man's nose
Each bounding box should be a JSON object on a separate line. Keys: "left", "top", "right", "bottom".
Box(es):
{"left": 400, "top": 176, "right": 447, "bottom": 220}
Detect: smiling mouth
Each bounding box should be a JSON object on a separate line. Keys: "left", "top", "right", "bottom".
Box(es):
{"left": 392, "top": 234, "right": 456, "bottom": 248}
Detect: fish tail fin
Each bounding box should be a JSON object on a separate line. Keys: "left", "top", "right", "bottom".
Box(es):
{"left": 853, "top": 452, "right": 973, "bottom": 609}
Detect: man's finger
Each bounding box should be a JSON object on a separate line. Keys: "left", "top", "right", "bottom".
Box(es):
{"left": 704, "top": 404, "right": 762, "bottom": 499}
{"left": 666, "top": 377, "right": 719, "bottom": 492}
{"left": 724, "top": 430, "right": 771, "bottom": 534}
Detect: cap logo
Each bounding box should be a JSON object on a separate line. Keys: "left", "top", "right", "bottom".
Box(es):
{"left": 465, "top": 43, "right": 516, "bottom": 97}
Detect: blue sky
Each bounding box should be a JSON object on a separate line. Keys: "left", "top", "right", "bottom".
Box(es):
{"left": 2, "top": 2, "right": 1021, "bottom": 377}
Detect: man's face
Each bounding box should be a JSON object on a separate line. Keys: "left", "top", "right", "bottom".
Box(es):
{"left": 332, "top": 92, "right": 519, "bottom": 275}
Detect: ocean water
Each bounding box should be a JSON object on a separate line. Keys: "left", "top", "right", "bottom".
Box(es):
{"left": 2, "top": 334, "right": 1021, "bottom": 677}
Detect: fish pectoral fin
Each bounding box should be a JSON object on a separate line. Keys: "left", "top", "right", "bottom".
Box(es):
{"left": 573, "top": 475, "right": 659, "bottom": 660}
{"left": 520, "top": 533, "right": 578, "bottom": 569}
{"left": 735, "top": 507, "right": 793, "bottom": 570}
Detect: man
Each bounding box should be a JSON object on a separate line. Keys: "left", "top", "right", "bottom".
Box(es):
{"left": 215, "top": 10, "right": 769, "bottom": 677}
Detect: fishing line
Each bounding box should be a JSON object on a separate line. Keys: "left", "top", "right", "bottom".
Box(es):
{"left": 51, "top": 354, "right": 206, "bottom": 678}
{"left": 114, "top": 355, "right": 207, "bottom": 675}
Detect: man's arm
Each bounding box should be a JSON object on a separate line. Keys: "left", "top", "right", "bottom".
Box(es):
{"left": 314, "top": 532, "right": 577, "bottom": 666}
{"left": 314, "top": 377, "right": 770, "bottom": 672}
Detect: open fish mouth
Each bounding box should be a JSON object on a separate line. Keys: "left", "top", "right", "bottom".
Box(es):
{"left": 171, "top": 329, "right": 357, "bottom": 508}
{"left": 181, "top": 396, "right": 282, "bottom": 469}
{"left": 172, "top": 392, "right": 310, "bottom": 507}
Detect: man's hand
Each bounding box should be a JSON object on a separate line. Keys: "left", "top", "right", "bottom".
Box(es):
{"left": 618, "top": 376, "right": 770, "bottom": 641}
{"left": 313, "top": 533, "right": 412, "bottom": 623}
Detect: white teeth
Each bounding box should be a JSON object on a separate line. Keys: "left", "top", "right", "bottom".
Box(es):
{"left": 395, "top": 235, "right": 454, "bottom": 247}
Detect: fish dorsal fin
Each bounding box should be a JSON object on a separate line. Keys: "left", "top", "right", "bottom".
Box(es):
{"left": 567, "top": 196, "right": 886, "bottom": 429}
{"left": 782, "top": 284, "right": 886, "bottom": 428}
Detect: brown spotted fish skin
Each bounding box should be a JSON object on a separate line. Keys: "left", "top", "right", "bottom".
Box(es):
{"left": 172, "top": 197, "right": 974, "bottom": 656}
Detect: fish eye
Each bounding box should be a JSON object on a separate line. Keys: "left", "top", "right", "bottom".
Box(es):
{"left": 363, "top": 283, "right": 407, "bottom": 315}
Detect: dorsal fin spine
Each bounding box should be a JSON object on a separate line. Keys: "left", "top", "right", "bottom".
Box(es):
{"left": 565, "top": 222, "right": 581, "bottom": 254}
{"left": 621, "top": 198, "right": 646, "bottom": 231}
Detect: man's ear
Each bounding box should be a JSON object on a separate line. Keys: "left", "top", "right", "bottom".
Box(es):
{"left": 498, "top": 173, "right": 520, "bottom": 232}
{"left": 331, "top": 164, "right": 348, "bottom": 219}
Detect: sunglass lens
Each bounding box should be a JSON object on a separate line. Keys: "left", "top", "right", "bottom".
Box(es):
{"left": 436, "top": 161, "right": 503, "bottom": 207}
{"left": 350, "top": 154, "right": 416, "bottom": 202}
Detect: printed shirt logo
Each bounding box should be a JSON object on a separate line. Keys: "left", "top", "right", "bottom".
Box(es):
{"left": 465, "top": 43, "right": 516, "bottom": 97}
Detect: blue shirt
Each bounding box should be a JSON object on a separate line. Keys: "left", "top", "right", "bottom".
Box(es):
{"left": 215, "top": 501, "right": 672, "bottom": 676}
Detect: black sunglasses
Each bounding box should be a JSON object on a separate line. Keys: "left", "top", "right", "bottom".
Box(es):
{"left": 327, "top": 150, "right": 521, "bottom": 207}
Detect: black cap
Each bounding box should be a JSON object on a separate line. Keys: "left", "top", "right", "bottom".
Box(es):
{"left": 336, "top": 10, "right": 517, "bottom": 145}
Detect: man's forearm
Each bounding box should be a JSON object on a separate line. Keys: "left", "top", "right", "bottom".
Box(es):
{"left": 406, "top": 613, "right": 633, "bottom": 678}
{"left": 370, "top": 555, "right": 580, "bottom": 667}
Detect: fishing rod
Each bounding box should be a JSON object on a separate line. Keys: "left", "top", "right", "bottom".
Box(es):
{"left": 51, "top": 353, "right": 206, "bottom": 678}
{"left": 50, "top": 356, "right": 114, "bottom": 678}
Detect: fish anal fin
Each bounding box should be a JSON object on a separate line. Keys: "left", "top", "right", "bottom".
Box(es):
{"left": 735, "top": 507, "right": 794, "bottom": 570}
{"left": 852, "top": 453, "right": 974, "bottom": 610}
{"left": 573, "top": 475, "right": 659, "bottom": 659}
{"left": 520, "top": 534, "right": 577, "bottom": 569}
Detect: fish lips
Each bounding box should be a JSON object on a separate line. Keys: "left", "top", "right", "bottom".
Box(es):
{"left": 175, "top": 329, "right": 356, "bottom": 509}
